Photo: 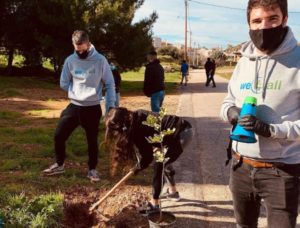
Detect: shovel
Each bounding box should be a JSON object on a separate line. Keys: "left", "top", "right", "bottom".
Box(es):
{"left": 89, "top": 170, "right": 134, "bottom": 212}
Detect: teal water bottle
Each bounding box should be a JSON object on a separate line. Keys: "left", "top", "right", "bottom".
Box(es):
{"left": 230, "top": 96, "right": 257, "bottom": 143}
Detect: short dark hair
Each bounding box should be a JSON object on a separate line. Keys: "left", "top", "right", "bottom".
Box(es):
{"left": 72, "top": 30, "right": 89, "bottom": 45}
{"left": 148, "top": 50, "right": 157, "bottom": 56}
{"left": 247, "top": 0, "right": 288, "bottom": 23}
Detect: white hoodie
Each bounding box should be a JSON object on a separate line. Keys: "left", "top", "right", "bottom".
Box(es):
{"left": 60, "top": 44, "right": 116, "bottom": 107}
{"left": 220, "top": 27, "right": 300, "bottom": 164}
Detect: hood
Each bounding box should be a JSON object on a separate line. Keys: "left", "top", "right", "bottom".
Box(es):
{"left": 146, "top": 59, "right": 160, "bottom": 66}
{"left": 240, "top": 27, "right": 297, "bottom": 59}
{"left": 73, "top": 44, "right": 99, "bottom": 60}
{"left": 239, "top": 27, "right": 298, "bottom": 100}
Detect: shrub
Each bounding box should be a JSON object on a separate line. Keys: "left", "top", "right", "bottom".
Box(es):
{"left": 0, "top": 192, "right": 63, "bottom": 227}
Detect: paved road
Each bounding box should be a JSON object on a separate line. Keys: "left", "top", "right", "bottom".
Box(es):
{"left": 162, "top": 69, "right": 300, "bottom": 227}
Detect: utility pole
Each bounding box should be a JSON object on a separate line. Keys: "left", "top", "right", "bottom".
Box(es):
{"left": 189, "top": 31, "right": 192, "bottom": 65}
{"left": 193, "top": 41, "right": 196, "bottom": 65}
{"left": 184, "top": 0, "right": 188, "bottom": 61}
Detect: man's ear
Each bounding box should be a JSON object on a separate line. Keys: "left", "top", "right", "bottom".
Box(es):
{"left": 282, "top": 16, "right": 288, "bottom": 27}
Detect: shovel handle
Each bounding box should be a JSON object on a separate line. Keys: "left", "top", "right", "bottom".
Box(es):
{"left": 89, "top": 170, "right": 134, "bottom": 212}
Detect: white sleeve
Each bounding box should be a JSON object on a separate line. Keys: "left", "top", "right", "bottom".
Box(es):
{"left": 271, "top": 121, "right": 300, "bottom": 141}
{"left": 102, "top": 58, "right": 116, "bottom": 109}
{"left": 60, "top": 60, "right": 72, "bottom": 92}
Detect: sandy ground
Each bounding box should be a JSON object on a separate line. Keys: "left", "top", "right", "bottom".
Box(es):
{"left": 162, "top": 70, "right": 300, "bottom": 228}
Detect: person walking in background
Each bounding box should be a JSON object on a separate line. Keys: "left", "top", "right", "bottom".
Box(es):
{"left": 206, "top": 59, "right": 216, "bottom": 88}
{"left": 220, "top": 0, "right": 300, "bottom": 227}
{"left": 143, "top": 50, "right": 165, "bottom": 112}
{"left": 110, "top": 62, "right": 121, "bottom": 108}
{"left": 204, "top": 57, "right": 214, "bottom": 87}
{"left": 180, "top": 60, "right": 189, "bottom": 86}
{"left": 43, "top": 30, "right": 116, "bottom": 182}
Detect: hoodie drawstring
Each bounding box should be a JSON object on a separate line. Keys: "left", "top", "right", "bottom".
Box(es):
{"left": 261, "top": 57, "right": 271, "bottom": 101}
{"left": 254, "top": 57, "right": 259, "bottom": 91}
{"left": 253, "top": 56, "right": 273, "bottom": 101}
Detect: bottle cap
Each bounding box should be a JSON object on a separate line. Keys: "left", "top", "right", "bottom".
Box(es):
{"left": 244, "top": 96, "right": 257, "bottom": 105}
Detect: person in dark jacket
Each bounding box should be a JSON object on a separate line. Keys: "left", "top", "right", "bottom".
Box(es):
{"left": 206, "top": 59, "right": 216, "bottom": 87}
{"left": 204, "top": 58, "right": 214, "bottom": 87}
{"left": 105, "top": 107, "right": 193, "bottom": 213}
{"left": 110, "top": 63, "right": 121, "bottom": 107}
{"left": 143, "top": 51, "right": 165, "bottom": 112}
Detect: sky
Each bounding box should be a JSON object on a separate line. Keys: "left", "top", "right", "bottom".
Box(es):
{"left": 133, "top": 0, "right": 300, "bottom": 48}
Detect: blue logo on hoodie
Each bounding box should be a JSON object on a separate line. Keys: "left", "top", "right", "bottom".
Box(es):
{"left": 240, "top": 77, "right": 282, "bottom": 94}
{"left": 75, "top": 69, "right": 84, "bottom": 75}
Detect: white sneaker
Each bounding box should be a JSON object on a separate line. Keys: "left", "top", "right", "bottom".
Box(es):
{"left": 43, "top": 163, "right": 65, "bottom": 176}
{"left": 87, "top": 169, "right": 100, "bottom": 182}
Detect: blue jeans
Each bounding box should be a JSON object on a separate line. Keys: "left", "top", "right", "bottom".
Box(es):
{"left": 115, "top": 92, "right": 120, "bottom": 107}
{"left": 151, "top": 90, "right": 165, "bottom": 112}
{"left": 230, "top": 157, "right": 300, "bottom": 228}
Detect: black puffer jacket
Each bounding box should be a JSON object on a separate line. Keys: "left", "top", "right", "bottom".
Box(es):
{"left": 130, "top": 110, "right": 192, "bottom": 170}
{"left": 112, "top": 69, "right": 121, "bottom": 93}
{"left": 143, "top": 59, "right": 165, "bottom": 97}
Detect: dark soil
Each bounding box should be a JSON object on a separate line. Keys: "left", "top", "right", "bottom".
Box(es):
{"left": 148, "top": 212, "right": 176, "bottom": 226}
{"left": 63, "top": 185, "right": 150, "bottom": 228}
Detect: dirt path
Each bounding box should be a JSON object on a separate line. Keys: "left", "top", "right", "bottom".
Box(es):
{"left": 163, "top": 70, "right": 300, "bottom": 227}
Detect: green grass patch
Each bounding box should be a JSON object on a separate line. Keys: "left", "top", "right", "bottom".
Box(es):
{"left": 28, "top": 109, "right": 53, "bottom": 116}
{"left": 0, "top": 76, "right": 56, "bottom": 91}
{"left": 0, "top": 111, "right": 22, "bottom": 120}
{"left": 0, "top": 88, "right": 23, "bottom": 98}
{"left": 0, "top": 112, "right": 31, "bottom": 128}
{"left": 42, "top": 58, "right": 54, "bottom": 71}
{"left": 216, "top": 65, "right": 235, "bottom": 80}
{"left": 216, "top": 72, "right": 232, "bottom": 80}
{"left": 121, "top": 68, "right": 180, "bottom": 94}
{"left": 0, "top": 120, "right": 115, "bottom": 190}
{"left": 13, "top": 55, "right": 25, "bottom": 67}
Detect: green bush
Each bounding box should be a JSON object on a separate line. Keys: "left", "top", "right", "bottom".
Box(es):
{"left": 0, "top": 193, "right": 63, "bottom": 228}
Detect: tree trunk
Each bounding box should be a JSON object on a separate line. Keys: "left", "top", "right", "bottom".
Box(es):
{"left": 52, "top": 57, "right": 62, "bottom": 77}
{"left": 6, "top": 48, "right": 14, "bottom": 75}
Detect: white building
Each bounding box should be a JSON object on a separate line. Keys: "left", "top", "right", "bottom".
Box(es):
{"left": 152, "top": 37, "right": 162, "bottom": 48}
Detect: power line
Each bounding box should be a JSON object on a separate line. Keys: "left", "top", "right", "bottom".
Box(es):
{"left": 188, "top": 0, "right": 300, "bottom": 14}
{"left": 188, "top": 0, "right": 245, "bottom": 11}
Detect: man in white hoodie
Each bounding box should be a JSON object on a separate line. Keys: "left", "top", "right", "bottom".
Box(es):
{"left": 43, "top": 30, "right": 116, "bottom": 182}
{"left": 220, "top": 0, "right": 300, "bottom": 227}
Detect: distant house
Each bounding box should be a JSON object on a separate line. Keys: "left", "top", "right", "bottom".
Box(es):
{"left": 153, "top": 37, "right": 162, "bottom": 48}
{"left": 225, "top": 51, "right": 242, "bottom": 62}
{"left": 224, "top": 43, "right": 244, "bottom": 63}
{"left": 161, "top": 41, "right": 173, "bottom": 47}
{"left": 173, "top": 43, "right": 184, "bottom": 50}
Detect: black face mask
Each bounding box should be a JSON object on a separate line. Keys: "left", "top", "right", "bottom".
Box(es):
{"left": 249, "top": 25, "right": 288, "bottom": 53}
{"left": 76, "top": 50, "right": 89, "bottom": 59}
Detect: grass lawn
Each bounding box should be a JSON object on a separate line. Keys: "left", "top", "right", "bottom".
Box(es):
{"left": 0, "top": 67, "right": 180, "bottom": 207}
{"left": 216, "top": 65, "right": 235, "bottom": 80}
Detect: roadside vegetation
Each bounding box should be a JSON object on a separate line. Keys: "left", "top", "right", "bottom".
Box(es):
{"left": 0, "top": 54, "right": 180, "bottom": 226}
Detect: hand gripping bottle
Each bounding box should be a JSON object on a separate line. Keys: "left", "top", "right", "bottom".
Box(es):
{"left": 230, "top": 96, "right": 257, "bottom": 143}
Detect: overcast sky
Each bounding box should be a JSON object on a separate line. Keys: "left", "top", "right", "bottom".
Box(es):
{"left": 133, "top": 0, "right": 300, "bottom": 48}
